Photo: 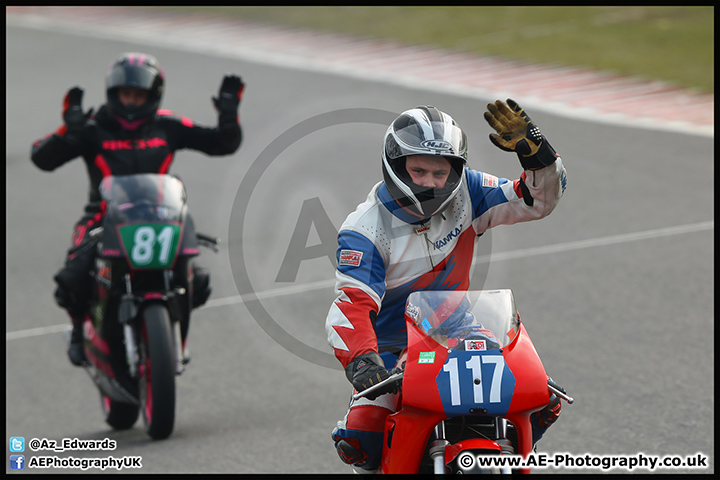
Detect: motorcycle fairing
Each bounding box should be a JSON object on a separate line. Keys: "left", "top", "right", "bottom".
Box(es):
{"left": 98, "top": 174, "right": 199, "bottom": 264}
{"left": 381, "top": 290, "right": 552, "bottom": 473}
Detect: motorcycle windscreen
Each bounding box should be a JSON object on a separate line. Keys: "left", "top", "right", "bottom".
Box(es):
{"left": 100, "top": 174, "right": 187, "bottom": 268}
{"left": 405, "top": 290, "right": 519, "bottom": 350}
{"left": 100, "top": 173, "right": 187, "bottom": 223}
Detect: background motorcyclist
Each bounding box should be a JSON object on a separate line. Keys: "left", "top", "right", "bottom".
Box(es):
{"left": 326, "top": 102, "right": 566, "bottom": 473}
{"left": 30, "top": 52, "right": 245, "bottom": 366}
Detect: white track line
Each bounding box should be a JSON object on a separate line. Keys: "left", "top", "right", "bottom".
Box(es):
{"left": 7, "top": 220, "right": 712, "bottom": 341}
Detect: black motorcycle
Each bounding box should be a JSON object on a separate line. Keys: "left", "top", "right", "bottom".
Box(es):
{"left": 79, "top": 173, "right": 218, "bottom": 440}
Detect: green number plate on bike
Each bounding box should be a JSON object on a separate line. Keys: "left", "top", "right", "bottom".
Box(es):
{"left": 118, "top": 223, "right": 181, "bottom": 269}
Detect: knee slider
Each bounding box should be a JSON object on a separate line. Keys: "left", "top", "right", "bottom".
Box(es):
{"left": 54, "top": 283, "right": 76, "bottom": 311}
{"left": 54, "top": 266, "right": 92, "bottom": 296}
{"left": 335, "top": 438, "right": 367, "bottom": 466}
{"left": 332, "top": 425, "right": 384, "bottom": 470}
{"left": 53, "top": 276, "right": 89, "bottom": 315}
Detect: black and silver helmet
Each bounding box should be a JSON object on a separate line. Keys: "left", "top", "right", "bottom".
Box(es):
{"left": 106, "top": 52, "right": 164, "bottom": 122}
{"left": 382, "top": 106, "right": 468, "bottom": 218}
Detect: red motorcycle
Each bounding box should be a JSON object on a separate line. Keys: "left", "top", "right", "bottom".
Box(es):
{"left": 354, "top": 289, "right": 573, "bottom": 474}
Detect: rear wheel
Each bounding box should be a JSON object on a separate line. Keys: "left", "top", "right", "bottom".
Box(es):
{"left": 139, "top": 304, "right": 176, "bottom": 440}
{"left": 101, "top": 394, "right": 139, "bottom": 430}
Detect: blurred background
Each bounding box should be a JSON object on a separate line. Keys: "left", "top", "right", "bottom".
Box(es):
{"left": 157, "top": 6, "right": 713, "bottom": 93}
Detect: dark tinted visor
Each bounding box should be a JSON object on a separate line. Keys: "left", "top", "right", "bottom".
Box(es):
{"left": 107, "top": 66, "right": 158, "bottom": 91}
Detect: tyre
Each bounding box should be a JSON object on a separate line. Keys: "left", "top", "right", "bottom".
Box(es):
{"left": 101, "top": 394, "right": 139, "bottom": 430}
{"left": 139, "top": 303, "right": 176, "bottom": 440}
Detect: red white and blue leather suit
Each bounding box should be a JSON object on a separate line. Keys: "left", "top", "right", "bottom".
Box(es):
{"left": 327, "top": 158, "right": 567, "bottom": 470}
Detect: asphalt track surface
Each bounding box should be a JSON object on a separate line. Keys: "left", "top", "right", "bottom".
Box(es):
{"left": 6, "top": 8, "right": 714, "bottom": 475}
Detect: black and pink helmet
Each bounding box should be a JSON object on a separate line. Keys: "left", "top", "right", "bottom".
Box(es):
{"left": 106, "top": 52, "right": 164, "bottom": 122}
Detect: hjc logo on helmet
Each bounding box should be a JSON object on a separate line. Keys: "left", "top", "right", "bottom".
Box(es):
{"left": 420, "top": 139, "right": 454, "bottom": 152}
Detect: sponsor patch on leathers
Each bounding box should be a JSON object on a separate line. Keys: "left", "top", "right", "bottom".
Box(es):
{"left": 339, "top": 249, "right": 363, "bottom": 267}
{"left": 482, "top": 173, "right": 499, "bottom": 188}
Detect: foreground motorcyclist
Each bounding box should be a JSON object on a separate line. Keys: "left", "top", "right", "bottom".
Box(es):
{"left": 30, "top": 52, "right": 244, "bottom": 366}
{"left": 326, "top": 101, "right": 566, "bottom": 473}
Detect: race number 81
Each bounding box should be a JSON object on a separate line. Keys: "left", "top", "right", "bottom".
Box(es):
{"left": 118, "top": 223, "right": 181, "bottom": 269}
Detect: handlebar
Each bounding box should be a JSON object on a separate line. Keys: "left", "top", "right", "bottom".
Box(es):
{"left": 352, "top": 371, "right": 404, "bottom": 401}
{"left": 353, "top": 371, "right": 575, "bottom": 405}
{"left": 196, "top": 233, "right": 220, "bottom": 253}
{"left": 351, "top": 369, "right": 574, "bottom": 405}
{"left": 548, "top": 378, "right": 574, "bottom": 404}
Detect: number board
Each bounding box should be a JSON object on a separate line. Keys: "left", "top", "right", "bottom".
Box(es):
{"left": 117, "top": 223, "right": 182, "bottom": 269}
{"left": 436, "top": 350, "right": 516, "bottom": 417}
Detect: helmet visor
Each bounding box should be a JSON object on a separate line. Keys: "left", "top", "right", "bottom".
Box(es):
{"left": 107, "top": 65, "right": 159, "bottom": 91}
{"left": 383, "top": 155, "right": 465, "bottom": 217}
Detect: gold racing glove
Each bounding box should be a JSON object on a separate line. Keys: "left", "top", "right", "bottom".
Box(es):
{"left": 484, "top": 98, "right": 558, "bottom": 170}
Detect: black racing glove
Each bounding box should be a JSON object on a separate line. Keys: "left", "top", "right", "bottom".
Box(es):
{"left": 62, "top": 86, "right": 93, "bottom": 142}
{"left": 345, "top": 352, "right": 399, "bottom": 401}
{"left": 212, "top": 74, "right": 244, "bottom": 126}
{"left": 483, "top": 98, "right": 557, "bottom": 171}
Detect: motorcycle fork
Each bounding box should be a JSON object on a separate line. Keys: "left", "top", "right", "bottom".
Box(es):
{"left": 165, "top": 270, "right": 185, "bottom": 375}
{"left": 495, "top": 418, "right": 514, "bottom": 474}
{"left": 429, "top": 419, "right": 511, "bottom": 473}
{"left": 437, "top": 417, "right": 514, "bottom": 474}
{"left": 120, "top": 270, "right": 185, "bottom": 376}
{"left": 120, "top": 274, "right": 139, "bottom": 377}
{"left": 429, "top": 421, "right": 450, "bottom": 474}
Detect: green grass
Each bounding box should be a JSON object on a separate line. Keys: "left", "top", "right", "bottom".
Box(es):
{"left": 152, "top": 6, "right": 714, "bottom": 93}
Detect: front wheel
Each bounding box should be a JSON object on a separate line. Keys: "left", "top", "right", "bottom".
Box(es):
{"left": 139, "top": 304, "right": 176, "bottom": 440}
